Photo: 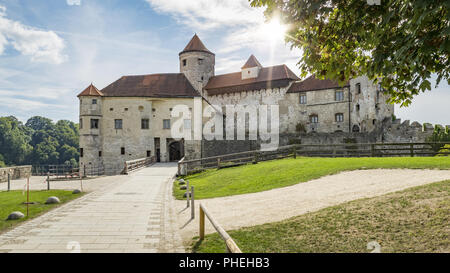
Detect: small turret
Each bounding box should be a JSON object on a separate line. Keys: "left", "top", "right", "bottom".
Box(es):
{"left": 179, "top": 34, "right": 215, "bottom": 96}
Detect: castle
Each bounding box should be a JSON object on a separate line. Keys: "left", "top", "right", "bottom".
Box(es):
{"left": 78, "top": 34, "right": 395, "bottom": 172}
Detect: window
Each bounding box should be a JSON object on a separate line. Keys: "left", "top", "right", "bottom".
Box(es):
{"left": 335, "top": 113, "right": 344, "bottom": 122}
{"left": 299, "top": 94, "right": 307, "bottom": 104}
{"left": 198, "top": 58, "right": 203, "bottom": 65}
{"left": 163, "top": 119, "right": 171, "bottom": 129}
{"left": 90, "top": 119, "right": 99, "bottom": 129}
{"left": 92, "top": 99, "right": 97, "bottom": 104}
{"left": 80, "top": 148, "right": 83, "bottom": 157}
{"left": 356, "top": 83, "right": 361, "bottom": 94}
{"left": 121, "top": 147, "right": 125, "bottom": 155}
{"left": 115, "top": 119, "right": 123, "bottom": 129}
{"left": 124, "top": 108, "right": 128, "bottom": 111}
{"left": 182, "top": 59, "right": 187, "bottom": 66}
{"left": 310, "top": 115, "right": 318, "bottom": 123}
{"left": 141, "top": 119, "right": 149, "bottom": 129}
{"left": 147, "top": 151, "right": 151, "bottom": 157}
{"left": 79, "top": 118, "right": 83, "bottom": 129}
{"left": 335, "top": 90, "right": 344, "bottom": 101}
{"left": 98, "top": 151, "right": 102, "bottom": 157}
{"left": 356, "top": 104, "right": 360, "bottom": 111}
{"left": 110, "top": 108, "right": 114, "bottom": 111}
{"left": 184, "top": 119, "right": 191, "bottom": 129}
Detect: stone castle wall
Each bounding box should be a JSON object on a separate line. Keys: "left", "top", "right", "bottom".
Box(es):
{"left": 0, "top": 166, "right": 32, "bottom": 182}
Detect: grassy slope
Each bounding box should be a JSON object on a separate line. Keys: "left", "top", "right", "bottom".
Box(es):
{"left": 0, "top": 190, "right": 84, "bottom": 233}
{"left": 174, "top": 156, "right": 450, "bottom": 199}
{"left": 192, "top": 180, "right": 450, "bottom": 253}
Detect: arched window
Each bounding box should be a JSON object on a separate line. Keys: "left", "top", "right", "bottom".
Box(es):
{"left": 352, "top": 124, "right": 360, "bottom": 132}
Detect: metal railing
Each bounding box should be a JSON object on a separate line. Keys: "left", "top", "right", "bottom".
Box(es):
{"left": 178, "top": 142, "right": 450, "bottom": 175}
{"left": 199, "top": 203, "right": 242, "bottom": 253}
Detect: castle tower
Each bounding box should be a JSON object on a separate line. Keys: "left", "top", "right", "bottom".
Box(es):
{"left": 179, "top": 34, "right": 215, "bottom": 96}
{"left": 77, "top": 83, "right": 103, "bottom": 175}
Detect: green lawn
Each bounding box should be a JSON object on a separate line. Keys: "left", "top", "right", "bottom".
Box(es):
{"left": 0, "top": 190, "right": 84, "bottom": 233}
{"left": 192, "top": 180, "right": 450, "bottom": 253}
{"left": 174, "top": 156, "right": 450, "bottom": 199}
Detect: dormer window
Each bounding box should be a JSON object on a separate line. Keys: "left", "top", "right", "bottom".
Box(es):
{"left": 241, "top": 55, "right": 263, "bottom": 80}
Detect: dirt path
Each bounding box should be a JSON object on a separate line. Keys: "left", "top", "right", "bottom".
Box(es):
{"left": 175, "top": 169, "right": 450, "bottom": 244}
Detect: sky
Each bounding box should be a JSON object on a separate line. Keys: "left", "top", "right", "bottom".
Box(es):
{"left": 0, "top": 0, "right": 448, "bottom": 126}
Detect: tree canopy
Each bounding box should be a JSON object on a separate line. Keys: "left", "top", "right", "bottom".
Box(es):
{"left": 250, "top": 0, "right": 449, "bottom": 106}
{"left": 0, "top": 116, "right": 79, "bottom": 167}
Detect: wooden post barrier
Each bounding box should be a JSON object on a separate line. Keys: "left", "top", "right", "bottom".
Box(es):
{"left": 191, "top": 186, "right": 195, "bottom": 219}
{"left": 47, "top": 172, "right": 50, "bottom": 190}
{"left": 7, "top": 173, "right": 10, "bottom": 192}
{"left": 199, "top": 203, "right": 242, "bottom": 253}
{"left": 186, "top": 180, "right": 190, "bottom": 208}
{"left": 410, "top": 143, "right": 414, "bottom": 157}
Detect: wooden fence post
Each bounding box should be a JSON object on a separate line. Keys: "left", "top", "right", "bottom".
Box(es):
{"left": 410, "top": 144, "right": 414, "bottom": 157}
{"left": 371, "top": 144, "right": 375, "bottom": 157}
{"left": 7, "top": 173, "right": 10, "bottom": 192}
{"left": 293, "top": 147, "right": 297, "bottom": 159}
{"left": 217, "top": 158, "right": 221, "bottom": 169}
{"left": 186, "top": 180, "right": 190, "bottom": 208}
{"left": 191, "top": 186, "right": 195, "bottom": 219}
{"left": 199, "top": 206, "right": 205, "bottom": 240}
{"left": 47, "top": 172, "right": 50, "bottom": 190}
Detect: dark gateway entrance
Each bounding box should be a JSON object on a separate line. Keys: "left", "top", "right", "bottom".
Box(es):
{"left": 168, "top": 140, "right": 184, "bottom": 161}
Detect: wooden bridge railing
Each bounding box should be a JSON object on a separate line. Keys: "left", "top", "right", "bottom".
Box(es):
{"left": 199, "top": 203, "right": 242, "bottom": 253}
{"left": 178, "top": 142, "right": 450, "bottom": 175}
{"left": 122, "top": 156, "right": 156, "bottom": 174}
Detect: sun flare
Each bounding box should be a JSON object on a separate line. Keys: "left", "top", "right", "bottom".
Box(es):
{"left": 263, "top": 18, "right": 287, "bottom": 42}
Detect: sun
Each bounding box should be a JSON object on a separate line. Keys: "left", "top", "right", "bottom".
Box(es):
{"left": 263, "top": 18, "right": 287, "bottom": 42}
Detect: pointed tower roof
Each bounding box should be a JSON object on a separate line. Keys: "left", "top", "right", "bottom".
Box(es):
{"left": 179, "top": 34, "right": 214, "bottom": 55}
{"left": 77, "top": 83, "right": 103, "bottom": 97}
{"left": 242, "top": 55, "right": 262, "bottom": 69}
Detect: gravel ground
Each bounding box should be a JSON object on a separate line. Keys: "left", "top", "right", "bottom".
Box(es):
{"left": 175, "top": 169, "right": 450, "bottom": 244}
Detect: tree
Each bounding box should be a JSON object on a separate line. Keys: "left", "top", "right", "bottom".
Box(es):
{"left": 30, "top": 136, "right": 60, "bottom": 165}
{"left": 0, "top": 116, "right": 33, "bottom": 165}
{"left": 250, "top": 0, "right": 449, "bottom": 106}
{"left": 25, "top": 116, "right": 54, "bottom": 131}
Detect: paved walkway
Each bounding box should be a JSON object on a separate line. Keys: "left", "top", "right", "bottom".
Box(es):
{"left": 176, "top": 169, "right": 450, "bottom": 243}
{"left": 0, "top": 163, "right": 184, "bottom": 253}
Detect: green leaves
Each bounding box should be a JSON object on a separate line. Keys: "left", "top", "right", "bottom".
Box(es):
{"left": 250, "top": 0, "right": 449, "bottom": 105}
{"left": 0, "top": 115, "right": 79, "bottom": 167}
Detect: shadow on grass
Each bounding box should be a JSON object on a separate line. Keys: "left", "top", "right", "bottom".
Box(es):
{"left": 191, "top": 238, "right": 203, "bottom": 253}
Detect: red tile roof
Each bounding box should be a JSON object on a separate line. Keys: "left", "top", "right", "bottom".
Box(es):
{"left": 77, "top": 83, "right": 103, "bottom": 97}
{"left": 179, "top": 34, "right": 214, "bottom": 55}
{"left": 287, "top": 76, "right": 349, "bottom": 93}
{"left": 100, "top": 73, "right": 200, "bottom": 98}
{"left": 205, "top": 65, "right": 299, "bottom": 95}
{"left": 241, "top": 55, "right": 262, "bottom": 69}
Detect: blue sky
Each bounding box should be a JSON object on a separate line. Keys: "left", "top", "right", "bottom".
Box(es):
{"left": 0, "top": 0, "right": 448, "bottom": 126}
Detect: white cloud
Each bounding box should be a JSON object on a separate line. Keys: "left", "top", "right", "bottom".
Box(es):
{"left": 146, "top": 0, "right": 263, "bottom": 30}
{"left": 66, "top": 0, "right": 81, "bottom": 6}
{"left": 0, "top": 5, "right": 67, "bottom": 64}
